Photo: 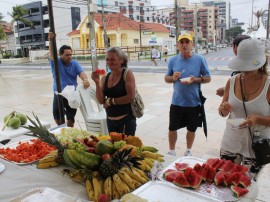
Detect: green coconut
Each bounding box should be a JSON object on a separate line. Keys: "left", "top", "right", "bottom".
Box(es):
{"left": 8, "top": 117, "right": 21, "bottom": 129}
{"left": 16, "top": 113, "right": 28, "bottom": 125}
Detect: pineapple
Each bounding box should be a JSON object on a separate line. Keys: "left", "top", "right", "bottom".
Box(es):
{"left": 24, "top": 114, "right": 66, "bottom": 164}
{"left": 99, "top": 148, "right": 143, "bottom": 179}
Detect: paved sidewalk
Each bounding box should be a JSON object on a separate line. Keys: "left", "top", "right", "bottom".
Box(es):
{"left": 0, "top": 68, "right": 269, "bottom": 201}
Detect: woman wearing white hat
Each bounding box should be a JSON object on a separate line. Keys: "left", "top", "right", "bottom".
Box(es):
{"left": 218, "top": 38, "right": 269, "bottom": 178}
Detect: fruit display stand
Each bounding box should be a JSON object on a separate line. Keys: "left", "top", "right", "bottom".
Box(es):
{"left": 0, "top": 121, "right": 259, "bottom": 202}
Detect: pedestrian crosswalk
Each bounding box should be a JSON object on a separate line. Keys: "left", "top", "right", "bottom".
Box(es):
{"left": 207, "top": 57, "right": 233, "bottom": 61}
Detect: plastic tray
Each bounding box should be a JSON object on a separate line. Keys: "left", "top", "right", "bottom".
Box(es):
{"left": 133, "top": 181, "right": 220, "bottom": 202}
{"left": 0, "top": 162, "right": 5, "bottom": 173}
{"left": 10, "top": 187, "right": 88, "bottom": 202}
{"left": 158, "top": 156, "right": 238, "bottom": 202}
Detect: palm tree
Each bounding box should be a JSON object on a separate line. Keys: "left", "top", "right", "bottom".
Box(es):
{"left": 253, "top": 9, "right": 266, "bottom": 30}
{"left": 8, "top": 5, "right": 32, "bottom": 57}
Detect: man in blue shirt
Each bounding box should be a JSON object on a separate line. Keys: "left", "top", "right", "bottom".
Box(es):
{"left": 164, "top": 33, "right": 211, "bottom": 156}
{"left": 48, "top": 32, "right": 90, "bottom": 127}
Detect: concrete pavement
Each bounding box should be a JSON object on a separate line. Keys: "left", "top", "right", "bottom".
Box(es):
{"left": 0, "top": 63, "right": 269, "bottom": 201}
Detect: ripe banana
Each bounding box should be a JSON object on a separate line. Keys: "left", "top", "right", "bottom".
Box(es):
{"left": 131, "top": 167, "right": 149, "bottom": 181}
{"left": 117, "top": 170, "right": 136, "bottom": 190}
{"left": 111, "top": 180, "right": 120, "bottom": 199}
{"left": 92, "top": 175, "right": 104, "bottom": 202}
{"left": 137, "top": 160, "right": 147, "bottom": 171}
{"left": 112, "top": 173, "right": 126, "bottom": 197}
{"left": 141, "top": 145, "right": 158, "bottom": 153}
{"left": 131, "top": 178, "right": 142, "bottom": 189}
{"left": 104, "top": 176, "right": 113, "bottom": 200}
{"left": 38, "top": 155, "right": 58, "bottom": 164}
{"left": 142, "top": 151, "right": 159, "bottom": 160}
{"left": 85, "top": 179, "right": 95, "bottom": 201}
{"left": 144, "top": 158, "right": 154, "bottom": 168}
{"left": 121, "top": 179, "right": 131, "bottom": 195}
{"left": 120, "top": 167, "right": 147, "bottom": 184}
{"left": 37, "top": 161, "right": 59, "bottom": 169}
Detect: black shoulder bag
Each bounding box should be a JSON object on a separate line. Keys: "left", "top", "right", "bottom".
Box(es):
{"left": 240, "top": 75, "right": 270, "bottom": 167}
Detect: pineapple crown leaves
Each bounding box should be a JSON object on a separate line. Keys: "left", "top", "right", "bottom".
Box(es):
{"left": 22, "top": 113, "right": 63, "bottom": 149}
{"left": 113, "top": 148, "right": 143, "bottom": 169}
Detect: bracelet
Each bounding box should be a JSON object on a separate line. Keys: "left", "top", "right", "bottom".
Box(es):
{"left": 112, "top": 98, "right": 116, "bottom": 105}
{"left": 109, "top": 98, "right": 114, "bottom": 106}
{"left": 106, "top": 98, "right": 111, "bottom": 106}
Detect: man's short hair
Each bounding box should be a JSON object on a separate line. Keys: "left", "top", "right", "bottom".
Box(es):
{"left": 233, "top": 35, "right": 251, "bottom": 47}
{"left": 59, "top": 45, "right": 72, "bottom": 55}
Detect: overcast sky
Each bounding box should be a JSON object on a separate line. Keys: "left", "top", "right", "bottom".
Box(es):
{"left": 0, "top": 0, "right": 267, "bottom": 25}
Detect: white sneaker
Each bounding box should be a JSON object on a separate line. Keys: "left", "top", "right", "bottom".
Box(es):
{"left": 167, "top": 151, "right": 176, "bottom": 156}
{"left": 184, "top": 150, "right": 192, "bottom": 156}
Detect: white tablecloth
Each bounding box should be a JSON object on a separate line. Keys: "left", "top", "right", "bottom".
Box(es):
{"left": 0, "top": 137, "right": 259, "bottom": 202}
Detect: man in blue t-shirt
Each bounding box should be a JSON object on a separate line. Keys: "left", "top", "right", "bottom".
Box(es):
{"left": 48, "top": 32, "right": 90, "bottom": 127}
{"left": 164, "top": 33, "right": 211, "bottom": 156}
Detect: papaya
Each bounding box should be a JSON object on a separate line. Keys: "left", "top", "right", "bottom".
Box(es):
{"left": 95, "top": 140, "right": 115, "bottom": 156}
{"left": 63, "top": 149, "right": 101, "bottom": 170}
{"left": 109, "top": 132, "right": 125, "bottom": 142}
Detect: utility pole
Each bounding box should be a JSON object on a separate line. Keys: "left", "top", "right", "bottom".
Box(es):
{"left": 206, "top": 9, "right": 209, "bottom": 54}
{"left": 87, "top": 0, "right": 98, "bottom": 70}
{"left": 101, "top": 0, "right": 109, "bottom": 50}
{"left": 175, "top": 0, "right": 179, "bottom": 53}
{"left": 139, "top": 24, "right": 142, "bottom": 50}
{"left": 194, "top": 3, "right": 198, "bottom": 53}
{"left": 47, "top": 0, "right": 64, "bottom": 123}
{"left": 267, "top": 0, "right": 270, "bottom": 39}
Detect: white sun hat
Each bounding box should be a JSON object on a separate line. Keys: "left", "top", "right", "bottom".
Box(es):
{"left": 228, "top": 38, "right": 266, "bottom": 71}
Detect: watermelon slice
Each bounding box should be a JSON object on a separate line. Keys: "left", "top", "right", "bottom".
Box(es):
{"left": 230, "top": 164, "right": 249, "bottom": 173}
{"left": 206, "top": 166, "right": 216, "bottom": 182}
{"left": 213, "top": 159, "right": 225, "bottom": 171}
{"left": 220, "top": 160, "right": 235, "bottom": 172}
{"left": 193, "top": 163, "right": 202, "bottom": 174}
{"left": 214, "top": 171, "right": 226, "bottom": 186}
{"left": 164, "top": 170, "right": 182, "bottom": 182}
{"left": 206, "top": 158, "right": 220, "bottom": 168}
{"left": 184, "top": 167, "right": 193, "bottom": 178}
{"left": 198, "top": 163, "right": 209, "bottom": 181}
{"left": 239, "top": 174, "right": 251, "bottom": 188}
{"left": 231, "top": 185, "right": 249, "bottom": 198}
{"left": 186, "top": 169, "right": 201, "bottom": 189}
{"left": 175, "top": 162, "right": 189, "bottom": 171}
{"left": 224, "top": 172, "right": 242, "bottom": 186}
{"left": 173, "top": 172, "right": 190, "bottom": 188}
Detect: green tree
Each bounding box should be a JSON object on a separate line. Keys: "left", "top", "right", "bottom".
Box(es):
{"left": 0, "top": 12, "right": 6, "bottom": 41}
{"left": 225, "top": 26, "right": 245, "bottom": 43}
{"left": 8, "top": 6, "right": 32, "bottom": 56}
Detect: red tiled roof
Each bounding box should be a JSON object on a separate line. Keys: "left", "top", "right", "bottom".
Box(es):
{"left": 67, "top": 13, "right": 169, "bottom": 36}
{"left": 94, "top": 13, "right": 169, "bottom": 33}
{"left": 0, "top": 22, "right": 13, "bottom": 34}
{"left": 67, "top": 29, "right": 80, "bottom": 36}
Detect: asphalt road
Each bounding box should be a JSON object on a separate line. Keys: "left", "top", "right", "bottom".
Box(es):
{"left": 0, "top": 47, "right": 233, "bottom": 75}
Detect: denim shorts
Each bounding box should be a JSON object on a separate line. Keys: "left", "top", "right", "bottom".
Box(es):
{"left": 53, "top": 94, "right": 77, "bottom": 123}
{"left": 169, "top": 104, "right": 202, "bottom": 132}
{"left": 106, "top": 114, "right": 137, "bottom": 136}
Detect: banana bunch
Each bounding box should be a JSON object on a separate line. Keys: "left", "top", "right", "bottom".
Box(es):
{"left": 85, "top": 171, "right": 104, "bottom": 202}
{"left": 142, "top": 151, "right": 164, "bottom": 162}
{"left": 137, "top": 151, "right": 164, "bottom": 171}
{"left": 62, "top": 168, "right": 88, "bottom": 183}
{"left": 37, "top": 149, "right": 59, "bottom": 169}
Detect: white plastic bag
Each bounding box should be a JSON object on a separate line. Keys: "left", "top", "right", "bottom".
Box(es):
{"left": 55, "top": 85, "right": 80, "bottom": 109}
